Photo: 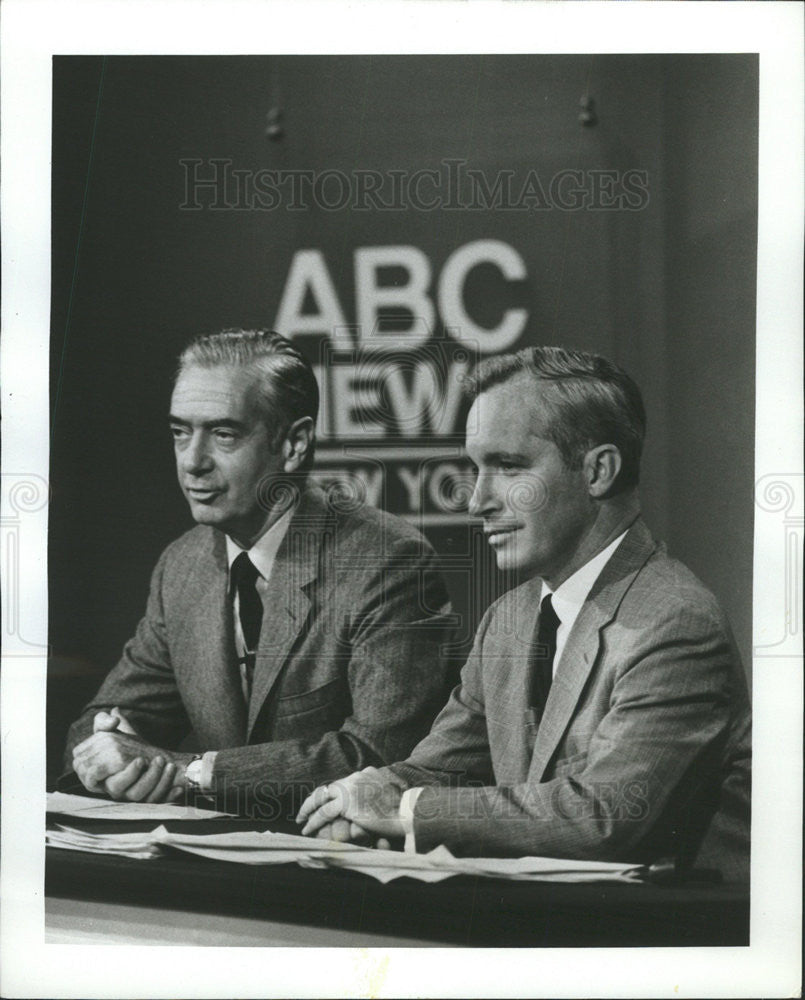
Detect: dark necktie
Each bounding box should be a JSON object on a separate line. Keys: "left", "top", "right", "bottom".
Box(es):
{"left": 231, "top": 551, "right": 263, "bottom": 657}
{"left": 531, "top": 593, "right": 561, "bottom": 713}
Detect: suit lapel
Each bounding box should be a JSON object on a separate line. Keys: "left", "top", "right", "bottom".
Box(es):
{"left": 246, "top": 488, "right": 330, "bottom": 738}
{"left": 529, "top": 519, "right": 658, "bottom": 781}
{"left": 181, "top": 531, "right": 248, "bottom": 747}
{"left": 516, "top": 584, "right": 543, "bottom": 767}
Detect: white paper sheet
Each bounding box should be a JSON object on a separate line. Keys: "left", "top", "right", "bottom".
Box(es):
{"left": 45, "top": 817, "right": 647, "bottom": 883}
{"left": 46, "top": 823, "right": 162, "bottom": 859}
{"left": 156, "top": 827, "right": 646, "bottom": 883}
{"left": 46, "top": 791, "right": 236, "bottom": 821}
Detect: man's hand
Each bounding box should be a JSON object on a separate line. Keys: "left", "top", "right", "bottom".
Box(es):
{"left": 307, "top": 817, "right": 394, "bottom": 850}
{"left": 92, "top": 707, "right": 139, "bottom": 736}
{"left": 72, "top": 708, "right": 188, "bottom": 803}
{"left": 296, "top": 767, "right": 405, "bottom": 841}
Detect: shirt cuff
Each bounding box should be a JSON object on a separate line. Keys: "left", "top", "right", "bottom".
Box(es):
{"left": 399, "top": 786, "right": 424, "bottom": 854}
{"left": 200, "top": 750, "right": 218, "bottom": 793}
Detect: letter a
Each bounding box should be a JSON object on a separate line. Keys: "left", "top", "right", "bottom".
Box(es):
{"left": 274, "top": 250, "right": 348, "bottom": 339}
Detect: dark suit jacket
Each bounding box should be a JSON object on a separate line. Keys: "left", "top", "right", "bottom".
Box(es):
{"left": 387, "top": 519, "right": 751, "bottom": 882}
{"left": 65, "top": 487, "right": 454, "bottom": 810}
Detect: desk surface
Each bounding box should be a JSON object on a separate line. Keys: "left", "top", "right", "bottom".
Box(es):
{"left": 45, "top": 817, "right": 749, "bottom": 948}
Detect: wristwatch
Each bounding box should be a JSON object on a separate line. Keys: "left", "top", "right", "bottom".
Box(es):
{"left": 184, "top": 754, "right": 204, "bottom": 791}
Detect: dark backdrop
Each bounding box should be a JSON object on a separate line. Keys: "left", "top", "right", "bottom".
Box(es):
{"left": 48, "top": 55, "right": 757, "bottom": 772}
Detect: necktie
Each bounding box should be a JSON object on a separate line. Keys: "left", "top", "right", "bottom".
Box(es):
{"left": 231, "top": 551, "right": 263, "bottom": 656}
{"left": 531, "top": 593, "right": 561, "bottom": 713}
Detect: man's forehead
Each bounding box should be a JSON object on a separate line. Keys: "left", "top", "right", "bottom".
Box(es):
{"left": 465, "top": 376, "right": 551, "bottom": 445}
{"left": 171, "top": 364, "right": 259, "bottom": 408}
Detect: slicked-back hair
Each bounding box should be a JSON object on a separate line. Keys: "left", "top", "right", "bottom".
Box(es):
{"left": 469, "top": 346, "right": 646, "bottom": 491}
{"left": 177, "top": 328, "right": 319, "bottom": 471}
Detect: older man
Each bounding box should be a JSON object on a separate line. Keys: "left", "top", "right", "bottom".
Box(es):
{"left": 65, "top": 329, "right": 453, "bottom": 812}
{"left": 298, "top": 346, "right": 751, "bottom": 882}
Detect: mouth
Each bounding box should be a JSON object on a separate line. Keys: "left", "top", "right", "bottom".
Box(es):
{"left": 484, "top": 525, "right": 520, "bottom": 546}
{"left": 186, "top": 487, "right": 223, "bottom": 503}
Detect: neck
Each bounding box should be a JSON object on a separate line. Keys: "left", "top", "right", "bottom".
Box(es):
{"left": 544, "top": 493, "right": 640, "bottom": 590}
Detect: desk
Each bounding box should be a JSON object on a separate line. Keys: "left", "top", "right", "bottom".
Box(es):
{"left": 45, "top": 818, "right": 749, "bottom": 948}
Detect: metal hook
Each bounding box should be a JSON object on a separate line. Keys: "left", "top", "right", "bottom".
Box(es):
{"left": 266, "top": 107, "right": 284, "bottom": 141}
{"left": 578, "top": 95, "right": 597, "bottom": 127}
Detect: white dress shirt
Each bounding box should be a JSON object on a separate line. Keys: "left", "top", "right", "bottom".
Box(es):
{"left": 195, "top": 509, "right": 294, "bottom": 792}
{"left": 542, "top": 530, "right": 628, "bottom": 677}
{"left": 399, "top": 529, "right": 629, "bottom": 851}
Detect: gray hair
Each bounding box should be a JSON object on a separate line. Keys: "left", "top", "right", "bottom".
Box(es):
{"left": 468, "top": 346, "right": 646, "bottom": 490}
{"left": 177, "top": 328, "right": 319, "bottom": 471}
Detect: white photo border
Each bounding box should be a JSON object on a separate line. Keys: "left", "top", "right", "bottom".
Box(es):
{"left": 1, "top": 2, "right": 802, "bottom": 997}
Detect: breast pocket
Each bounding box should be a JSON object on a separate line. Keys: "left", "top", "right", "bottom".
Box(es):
{"left": 271, "top": 677, "right": 350, "bottom": 739}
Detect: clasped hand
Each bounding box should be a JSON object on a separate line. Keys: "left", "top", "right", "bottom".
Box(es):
{"left": 72, "top": 708, "right": 188, "bottom": 802}
{"left": 296, "top": 767, "right": 405, "bottom": 846}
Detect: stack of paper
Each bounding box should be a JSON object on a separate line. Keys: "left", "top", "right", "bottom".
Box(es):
{"left": 46, "top": 824, "right": 161, "bottom": 860}
{"left": 158, "top": 829, "right": 645, "bottom": 883}
{"left": 46, "top": 793, "right": 647, "bottom": 884}
{"left": 46, "top": 791, "right": 236, "bottom": 821}
{"left": 157, "top": 826, "right": 347, "bottom": 867}
{"left": 47, "top": 820, "right": 643, "bottom": 883}
{"left": 312, "top": 843, "right": 647, "bottom": 884}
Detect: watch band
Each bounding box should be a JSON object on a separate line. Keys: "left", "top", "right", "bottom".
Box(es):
{"left": 184, "top": 754, "right": 204, "bottom": 790}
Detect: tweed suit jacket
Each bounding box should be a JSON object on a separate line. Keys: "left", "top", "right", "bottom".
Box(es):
{"left": 65, "top": 487, "right": 454, "bottom": 807}
{"left": 387, "top": 518, "right": 751, "bottom": 881}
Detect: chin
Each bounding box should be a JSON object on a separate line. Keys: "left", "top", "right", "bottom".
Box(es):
{"left": 493, "top": 550, "right": 531, "bottom": 576}
{"left": 187, "top": 504, "right": 226, "bottom": 527}
{"left": 493, "top": 546, "right": 544, "bottom": 580}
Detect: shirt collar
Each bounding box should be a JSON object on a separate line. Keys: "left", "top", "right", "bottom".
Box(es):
{"left": 225, "top": 506, "right": 294, "bottom": 582}
{"left": 541, "top": 529, "right": 629, "bottom": 628}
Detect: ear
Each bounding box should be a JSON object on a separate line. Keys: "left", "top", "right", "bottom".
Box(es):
{"left": 582, "top": 443, "right": 622, "bottom": 498}
{"left": 281, "top": 417, "right": 315, "bottom": 472}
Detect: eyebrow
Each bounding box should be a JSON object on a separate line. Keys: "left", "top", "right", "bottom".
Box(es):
{"left": 168, "top": 415, "right": 248, "bottom": 431}
{"left": 471, "top": 450, "right": 529, "bottom": 464}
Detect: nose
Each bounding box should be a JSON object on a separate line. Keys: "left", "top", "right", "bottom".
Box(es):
{"left": 178, "top": 431, "right": 214, "bottom": 477}
{"left": 468, "top": 469, "right": 499, "bottom": 519}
